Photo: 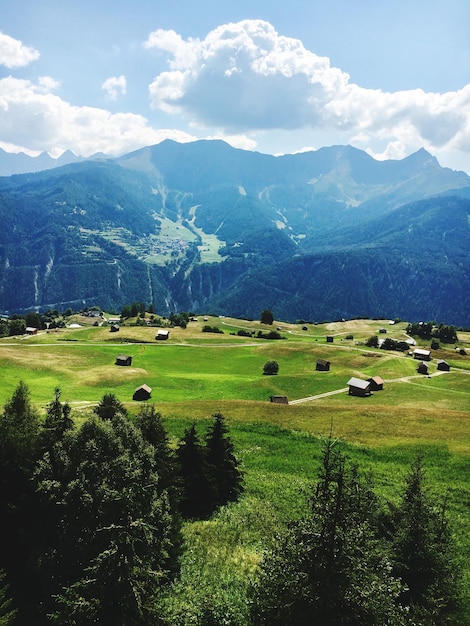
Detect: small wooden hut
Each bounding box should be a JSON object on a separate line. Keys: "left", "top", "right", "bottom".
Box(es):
{"left": 133, "top": 384, "right": 152, "bottom": 401}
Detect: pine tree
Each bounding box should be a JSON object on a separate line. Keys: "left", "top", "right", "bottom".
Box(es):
{"left": 205, "top": 412, "right": 243, "bottom": 508}
{"left": 391, "top": 456, "right": 462, "bottom": 624}
{"left": 0, "top": 570, "right": 16, "bottom": 626}
{"left": 93, "top": 393, "right": 128, "bottom": 420}
{"left": 251, "top": 436, "right": 406, "bottom": 625}
{"left": 176, "top": 423, "right": 215, "bottom": 519}
{"left": 34, "top": 414, "right": 181, "bottom": 624}
{"left": 0, "top": 382, "right": 41, "bottom": 624}
{"left": 40, "top": 387, "right": 74, "bottom": 452}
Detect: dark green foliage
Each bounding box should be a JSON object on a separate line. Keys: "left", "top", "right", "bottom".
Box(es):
{"left": 34, "top": 414, "right": 180, "bottom": 625}
{"left": 202, "top": 325, "right": 224, "bottom": 334}
{"left": 366, "top": 335, "right": 379, "bottom": 347}
{"left": 93, "top": 393, "right": 128, "bottom": 420}
{"left": 8, "top": 319, "right": 25, "bottom": 336}
{"left": 39, "top": 387, "right": 74, "bottom": 452}
{"left": 257, "top": 330, "right": 282, "bottom": 340}
{"left": 380, "top": 337, "right": 409, "bottom": 352}
{"left": 0, "top": 571, "right": 16, "bottom": 626}
{"left": 251, "top": 437, "right": 407, "bottom": 625}
{"left": 0, "top": 382, "right": 41, "bottom": 624}
{"left": 176, "top": 424, "right": 216, "bottom": 519}
{"left": 205, "top": 413, "right": 244, "bottom": 509}
{"left": 260, "top": 309, "right": 274, "bottom": 325}
{"left": 263, "top": 360, "right": 279, "bottom": 375}
{"left": 390, "top": 457, "right": 462, "bottom": 624}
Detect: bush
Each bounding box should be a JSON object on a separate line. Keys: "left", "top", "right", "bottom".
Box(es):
{"left": 257, "top": 330, "right": 283, "bottom": 340}
{"left": 263, "top": 361, "right": 279, "bottom": 375}
{"left": 202, "top": 325, "right": 224, "bottom": 334}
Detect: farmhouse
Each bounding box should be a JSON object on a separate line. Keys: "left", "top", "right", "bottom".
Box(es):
{"left": 133, "top": 384, "right": 152, "bottom": 401}
{"left": 417, "top": 362, "right": 429, "bottom": 375}
{"left": 115, "top": 354, "right": 132, "bottom": 366}
{"left": 413, "top": 348, "right": 431, "bottom": 361}
{"left": 316, "top": 359, "right": 331, "bottom": 371}
{"left": 347, "top": 377, "right": 372, "bottom": 397}
{"left": 270, "top": 395, "right": 289, "bottom": 404}
{"left": 156, "top": 329, "right": 170, "bottom": 340}
{"left": 368, "top": 375, "right": 384, "bottom": 391}
{"left": 437, "top": 359, "right": 450, "bottom": 371}
{"left": 25, "top": 327, "right": 38, "bottom": 335}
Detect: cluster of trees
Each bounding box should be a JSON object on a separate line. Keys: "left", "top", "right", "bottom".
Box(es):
{"left": 406, "top": 322, "right": 458, "bottom": 343}
{"left": 0, "top": 384, "right": 242, "bottom": 625}
{"left": 0, "top": 311, "right": 67, "bottom": 338}
{"left": 251, "top": 436, "right": 463, "bottom": 625}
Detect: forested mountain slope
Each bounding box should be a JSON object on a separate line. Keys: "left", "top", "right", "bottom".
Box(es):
{"left": 0, "top": 140, "right": 469, "bottom": 324}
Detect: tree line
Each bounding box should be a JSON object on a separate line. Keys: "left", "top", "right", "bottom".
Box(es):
{"left": 0, "top": 383, "right": 243, "bottom": 625}
{"left": 0, "top": 383, "right": 465, "bottom": 625}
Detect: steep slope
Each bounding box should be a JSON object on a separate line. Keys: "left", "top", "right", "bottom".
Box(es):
{"left": 0, "top": 140, "right": 469, "bottom": 323}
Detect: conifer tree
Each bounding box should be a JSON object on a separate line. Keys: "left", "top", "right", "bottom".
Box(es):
{"left": 391, "top": 456, "right": 462, "bottom": 624}
{"left": 176, "top": 423, "right": 215, "bottom": 519}
{"left": 251, "top": 436, "right": 405, "bottom": 625}
{"left": 93, "top": 393, "right": 128, "bottom": 420}
{"left": 0, "top": 571, "right": 16, "bottom": 626}
{"left": 205, "top": 412, "right": 243, "bottom": 508}
{"left": 34, "top": 414, "right": 180, "bottom": 625}
{"left": 40, "top": 387, "right": 74, "bottom": 452}
{"left": 0, "top": 382, "right": 41, "bottom": 624}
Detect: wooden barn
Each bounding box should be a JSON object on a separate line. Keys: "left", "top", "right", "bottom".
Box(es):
{"left": 326, "top": 335, "right": 334, "bottom": 343}
{"left": 347, "top": 377, "right": 372, "bottom": 397}
{"left": 437, "top": 359, "right": 450, "bottom": 371}
{"left": 110, "top": 324, "right": 120, "bottom": 333}
{"left": 156, "top": 329, "right": 170, "bottom": 340}
{"left": 316, "top": 359, "right": 331, "bottom": 371}
{"left": 115, "top": 354, "right": 132, "bottom": 366}
{"left": 368, "top": 375, "right": 384, "bottom": 391}
{"left": 25, "top": 327, "right": 38, "bottom": 335}
{"left": 270, "top": 395, "right": 289, "bottom": 404}
{"left": 413, "top": 348, "right": 431, "bottom": 361}
{"left": 133, "top": 384, "right": 152, "bottom": 401}
{"left": 417, "top": 361, "right": 429, "bottom": 375}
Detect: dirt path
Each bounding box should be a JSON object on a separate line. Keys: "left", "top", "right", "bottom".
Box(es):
{"left": 288, "top": 370, "right": 450, "bottom": 404}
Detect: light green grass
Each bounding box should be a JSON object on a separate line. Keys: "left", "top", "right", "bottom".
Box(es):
{"left": 1, "top": 315, "right": 469, "bottom": 620}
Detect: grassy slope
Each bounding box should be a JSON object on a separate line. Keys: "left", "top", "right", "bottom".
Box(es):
{"left": 1, "top": 315, "right": 469, "bottom": 619}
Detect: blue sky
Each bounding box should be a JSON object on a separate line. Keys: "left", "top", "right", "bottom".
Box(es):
{"left": 1, "top": 0, "right": 470, "bottom": 172}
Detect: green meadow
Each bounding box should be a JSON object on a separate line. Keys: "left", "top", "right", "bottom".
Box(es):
{"left": 1, "top": 314, "right": 470, "bottom": 620}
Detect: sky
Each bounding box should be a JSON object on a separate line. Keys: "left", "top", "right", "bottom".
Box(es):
{"left": 1, "top": 0, "right": 470, "bottom": 173}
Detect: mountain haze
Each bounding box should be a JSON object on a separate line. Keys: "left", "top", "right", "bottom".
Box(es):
{"left": 0, "top": 140, "right": 469, "bottom": 324}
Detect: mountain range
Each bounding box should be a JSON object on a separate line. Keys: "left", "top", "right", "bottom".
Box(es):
{"left": 0, "top": 140, "right": 469, "bottom": 325}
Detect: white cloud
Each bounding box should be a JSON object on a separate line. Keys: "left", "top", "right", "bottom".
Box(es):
{"left": 0, "top": 31, "right": 40, "bottom": 68}
{"left": 144, "top": 19, "right": 470, "bottom": 162}
{"left": 0, "top": 76, "right": 196, "bottom": 157}
{"left": 101, "top": 75, "right": 127, "bottom": 101}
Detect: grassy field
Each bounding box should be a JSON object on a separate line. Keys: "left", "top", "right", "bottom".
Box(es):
{"left": 1, "top": 314, "right": 469, "bottom": 620}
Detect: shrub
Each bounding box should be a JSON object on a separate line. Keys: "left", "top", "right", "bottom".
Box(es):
{"left": 202, "top": 325, "right": 224, "bottom": 334}
{"left": 263, "top": 361, "right": 279, "bottom": 375}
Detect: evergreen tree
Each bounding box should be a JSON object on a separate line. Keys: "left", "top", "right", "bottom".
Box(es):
{"left": 391, "top": 456, "right": 462, "bottom": 624}
{"left": 39, "top": 387, "right": 74, "bottom": 452}
{"left": 205, "top": 412, "right": 243, "bottom": 508}
{"left": 251, "top": 436, "right": 405, "bottom": 625}
{"left": 176, "top": 423, "right": 215, "bottom": 519}
{"left": 94, "top": 392, "right": 128, "bottom": 420}
{"left": 260, "top": 309, "right": 274, "bottom": 325}
{"left": 135, "top": 404, "right": 182, "bottom": 576}
{"left": 34, "top": 414, "right": 180, "bottom": 624}
{"left": 0, "top": 571, "right": 16, "bottom": 626}
{"left": 0, "top": 382, "right": 41, "bottom": 624}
